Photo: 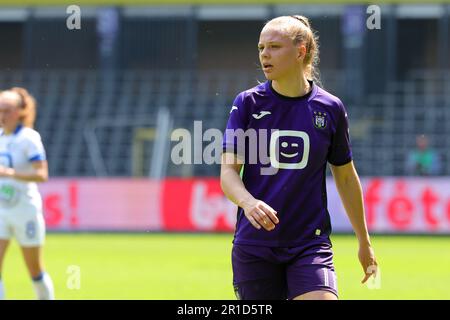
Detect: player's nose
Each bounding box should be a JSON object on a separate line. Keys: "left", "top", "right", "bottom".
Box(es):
{"left": 260, "top": 48, "right": 270, "bottom": 59}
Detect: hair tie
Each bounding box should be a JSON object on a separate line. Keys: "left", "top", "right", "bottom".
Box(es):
{"left": 290, "top": 15, "right": 309, "bottom": 28}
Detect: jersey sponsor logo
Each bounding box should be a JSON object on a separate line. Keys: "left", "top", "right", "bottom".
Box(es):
{"left": 252, "top": 111, "right": 271, "bottom": 119}
{"left": 230, "top": 106, "right": 238, "bottom": 114}
{"left": 0, "top": 184, "right": 21, "bottom": 208}
{"left": 269, "top": 130, "right": 310, "bottom": 169}
{"left": 313, "top": 111, "right": 327, "bottom": 129}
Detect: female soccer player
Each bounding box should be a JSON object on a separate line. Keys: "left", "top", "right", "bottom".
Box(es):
{"left": 221, "top": 15, "right": 378, "bottom": 300}
{"left": 0, "top": 87, "right": 54, "bottom": 300}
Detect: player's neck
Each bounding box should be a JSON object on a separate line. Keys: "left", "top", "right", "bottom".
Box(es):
{"left": 2, "top": 123, "right": 21, "bottom": 135}
{"left": 272, "top": 76, "right": 311, "bottom": 98}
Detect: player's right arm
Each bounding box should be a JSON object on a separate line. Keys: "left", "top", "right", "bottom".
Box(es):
{"left": 221, "top": 93, "right": 278, "bottom": 231}
{"left": 0, "top": 160, "right": 48, "bottom": 183}
{"left": 220, "top": 152, "right": 278, "bottom": 231}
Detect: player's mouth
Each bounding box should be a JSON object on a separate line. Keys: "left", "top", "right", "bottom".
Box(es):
{"left": 262, "top": 63, "right": 273, "bottom": 72}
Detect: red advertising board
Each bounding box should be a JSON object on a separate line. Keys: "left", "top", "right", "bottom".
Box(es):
{"left": 39, "top": 178, "right": 162, "bottom": 230}
{"left": 38, "top": 177, "right": 450, "bottom": 233}
{"left": 161, "top": 178, "right": 237, "bottom": 231}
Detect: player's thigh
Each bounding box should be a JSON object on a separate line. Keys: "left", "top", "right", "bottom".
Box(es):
{"left": 0, "top": 215, "right": 12, "bottom": 270}
{"left": 0, "top": 215, "right": 12, "bottom": 241}
{"left": 286, "top": 242, "right": 339, "bottom": 300}
{"left": 11, "top": 208, "right": 46, "bottom": 248}
{"left": 0, "top": 239, "right": 10, "bottom": 272}
{"left": 232, "top": 244, "right": 287, "bottom": 300}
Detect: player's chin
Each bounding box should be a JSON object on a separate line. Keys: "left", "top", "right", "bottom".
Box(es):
{"left": 263, "top": 72, "right": 276, "bottom": 81}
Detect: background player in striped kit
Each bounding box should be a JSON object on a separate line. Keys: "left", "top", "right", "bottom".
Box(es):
{"left": 0, "top": 87, "right": 54, "bottom": 300}
{"left": 221, "top": 15, "right": 378, "bottom": 300}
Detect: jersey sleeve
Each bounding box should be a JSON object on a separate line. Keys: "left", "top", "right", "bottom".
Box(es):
{"left": 222, "top": 92, "right": 248, "bottom": 157}
{"left": 327, "top": 99, "right": 352, "bottom": 166}
{"left": 25, "top": 131, "right": 47, "bottom": 162}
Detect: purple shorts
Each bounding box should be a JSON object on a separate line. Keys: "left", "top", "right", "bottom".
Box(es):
{"left": 232, "top": 239, "right": 338, "bottom": 300}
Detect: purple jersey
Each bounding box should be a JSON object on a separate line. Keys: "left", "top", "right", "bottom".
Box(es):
{"left": 222, "top": 80, "right": 352, "bottom": 247}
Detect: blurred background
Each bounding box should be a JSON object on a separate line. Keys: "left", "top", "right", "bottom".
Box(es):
{"left": 1, "top": 0, "right": 449, "bottom": 299}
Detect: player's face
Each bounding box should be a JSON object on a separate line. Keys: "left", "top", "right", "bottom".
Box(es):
{"left": 258, "top": 27, "right": 303, "bottom": 81}
{"left": 0, "top": 96, "right": 21, "bottom": 130}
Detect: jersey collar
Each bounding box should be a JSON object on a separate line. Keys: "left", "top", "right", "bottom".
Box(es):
{"left": 1, "top": 124, "right": 23, "bottom": 136}
{"left": 13, "top": 124, "right": 23, "bottom": 135}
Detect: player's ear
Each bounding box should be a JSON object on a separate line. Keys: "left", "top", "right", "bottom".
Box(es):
{"left": 297, "top": 44, "right": 306, "bottom": 61}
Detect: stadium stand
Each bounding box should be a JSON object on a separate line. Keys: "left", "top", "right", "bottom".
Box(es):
{"left": 0, "top": 68, "right": 448, "bottom": 177}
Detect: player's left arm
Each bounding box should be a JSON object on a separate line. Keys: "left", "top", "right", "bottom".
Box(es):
{"left": 329, "top": 160, "right": 378, "bottom": 284}
{"left": 0, "top": 160, "right": 49, "bottom": 183}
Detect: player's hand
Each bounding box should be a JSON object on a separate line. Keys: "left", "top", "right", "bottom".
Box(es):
{"left": 240, "top": 197, "right": 279, "bottom": 231}
{"left": 358, "top": 243, "right": 378, "bottom": 284}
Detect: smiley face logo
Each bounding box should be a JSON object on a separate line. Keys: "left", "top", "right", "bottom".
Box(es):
{"left": 280, "top": 141, "right": 299, "bottom": 158}
{"left": 270, "top": 130, "right": 310, "bottom": 169}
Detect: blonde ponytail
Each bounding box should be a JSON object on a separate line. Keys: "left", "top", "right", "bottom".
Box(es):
{"left": 10, "top": 87, "right": 37, "bottom": 128}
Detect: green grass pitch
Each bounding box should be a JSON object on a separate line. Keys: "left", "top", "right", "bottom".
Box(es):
{"left": 2, "top": 233, "right": 450, "bottom": 300}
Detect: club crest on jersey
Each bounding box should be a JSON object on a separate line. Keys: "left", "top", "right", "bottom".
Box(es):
{"left": 313, "top": 111, "right": 327, "bottom": 129}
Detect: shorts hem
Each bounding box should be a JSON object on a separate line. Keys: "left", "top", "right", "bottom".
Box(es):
{"left": 17, "top": 241, "right": 45, "bottom": 248}
{"left": 288, "top": 287, "right": 339, "bottom": 300}
{"left": 233, "top": 236, "right": 331, "bottom": 248}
